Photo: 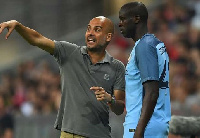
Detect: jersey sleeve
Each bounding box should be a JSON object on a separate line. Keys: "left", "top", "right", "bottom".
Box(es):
{"left": 135, "top": 40, "right": 159, "bottom": 84}
{"left": 52, "top": 41, "right": 78, "bottom": 65}
{"left": 113, "top": 61, "right": 125, "bottom": 91}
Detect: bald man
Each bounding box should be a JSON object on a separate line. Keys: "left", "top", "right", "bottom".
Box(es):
{"left": 0, "top": 17, "right": 125, "bottom": 138}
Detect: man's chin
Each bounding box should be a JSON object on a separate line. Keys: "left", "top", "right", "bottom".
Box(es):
{"left": 122, "top": 33, "right": 132, "bottom": 38}
{"left": 120, "top": 32, "right": 127, "bottom": 37}
{"left": 87, "top": 45, "right": 95, "bottom": 49}
{"left": 86, "top": 42, "right": 96, "bottom": 47}
{"left": 87, "top": 47, "right": 98, "bottom": 52}
{"left": 87, "top": 45, "right": 103, "bottom": 52}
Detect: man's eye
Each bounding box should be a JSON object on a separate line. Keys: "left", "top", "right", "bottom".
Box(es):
{"left": 96, "top": 29, "right": 101, "bottom": 32}
{"left": 87, "top": 27, "right": 90, "bottom": 31}
{"left": 121, "top": 18, "right": 125, "bottom": 22}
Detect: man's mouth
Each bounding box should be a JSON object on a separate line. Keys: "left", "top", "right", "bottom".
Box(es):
{"left": 87, "top": 37, "right": 96, "bottom": 43}
{"left": 88, "top": 38, "right": 95, "bottom": 42}
{"left": 120, "top": 29, "right": 124, "bottom": 34}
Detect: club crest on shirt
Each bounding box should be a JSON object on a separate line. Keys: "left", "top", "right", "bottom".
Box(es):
{"left": 159, "top": 46, "right": 166, "bottom": 55}
{"left": 104, "top": 74, "right": 110, "bottom": 80}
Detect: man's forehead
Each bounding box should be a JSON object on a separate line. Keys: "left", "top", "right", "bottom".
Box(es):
{"left": 119, "top": 9, "right": 128, "bottom": 16}
{"left": 88, "top": 18, "right": 104, "bottom": 27}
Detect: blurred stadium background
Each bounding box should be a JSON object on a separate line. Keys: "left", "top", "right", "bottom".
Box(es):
{"left": 0, "top": 0, "right": 199, "bottom": 138}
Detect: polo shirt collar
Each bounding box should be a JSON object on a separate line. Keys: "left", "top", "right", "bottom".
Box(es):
{"left": 81, "top": 46, "right": 112, "bottom": 63}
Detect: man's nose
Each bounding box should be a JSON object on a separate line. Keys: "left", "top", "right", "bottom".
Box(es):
{"left": 87, "top": 29, "right": 94, "bottom": 36}
{"left": 118, "top": 21, "right": 122, "bottom": 28}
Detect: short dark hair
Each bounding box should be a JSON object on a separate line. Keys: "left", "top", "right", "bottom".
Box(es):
{"left": 121, "top": 2, "right": 148, "bottom": 23}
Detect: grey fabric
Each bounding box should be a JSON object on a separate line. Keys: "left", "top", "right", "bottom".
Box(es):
{"left": 169, "top": 115, "right": 200, "bottom": 136}
{"left": 52, "top": 41, "right": 125, "bottom": 138}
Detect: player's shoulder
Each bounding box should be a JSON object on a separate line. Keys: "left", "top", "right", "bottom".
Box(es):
{"left": 140, "top": 33, "right": 162, "bottom": 47}
{"left": 112, "top": 58, "right": 124, "bottom": 65}
{"left": 111, "top": 57, "right": 125, "bottom": 69}
{"left": 55, "top": 40, "right": 79, "bottom": 47}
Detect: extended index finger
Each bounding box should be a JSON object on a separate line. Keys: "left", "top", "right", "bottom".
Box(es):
{"left": 90, "top": 86, "right": 103, "bottom": 90}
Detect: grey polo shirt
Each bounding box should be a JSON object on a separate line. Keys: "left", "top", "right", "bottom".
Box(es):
{"left": 52, "top": 41, "right": 125, "bottom": 138}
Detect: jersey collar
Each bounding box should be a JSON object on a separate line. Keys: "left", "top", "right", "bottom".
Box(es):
{"left": 81, "top": 46, "right": 112, "bottom": 63}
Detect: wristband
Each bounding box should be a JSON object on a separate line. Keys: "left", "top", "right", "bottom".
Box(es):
{"left": 107, "top": 96, "right": 116, "bottom": 105}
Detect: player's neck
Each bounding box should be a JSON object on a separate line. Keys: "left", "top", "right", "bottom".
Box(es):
{"left": 88, "top": 50, "right": 106, "bottom": 64}
{"left": 133, "top": 26, "right": 148, "bottom": 42}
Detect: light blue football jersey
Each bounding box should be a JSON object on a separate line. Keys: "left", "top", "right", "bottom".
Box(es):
{"left": 124, "top": 34, "right": 171, "bottom": 137}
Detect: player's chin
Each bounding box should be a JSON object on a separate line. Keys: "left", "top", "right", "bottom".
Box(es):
{"left": 87, "top": 44, "right": 99, "bottom": 51}
{"left": 123, "top": 33, "right": 132, "bottom": 38}
{"left": 86, "top": 43, "right": 96, "bottom": 48}
{"left": 121, "top": 32, "right": 128, "bottom": 37}
{"left": 120, "top": 31, "right": 130, "bottom": 38}
{"left": 87, "top": 45, "right": 94, "bottom": 49}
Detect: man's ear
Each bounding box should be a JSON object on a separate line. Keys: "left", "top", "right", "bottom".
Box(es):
{"left": 106, "top": 33, "right": 113, "bottom": 41}
{"left": 135, "top": 15, "right": 140, "bottom": 24}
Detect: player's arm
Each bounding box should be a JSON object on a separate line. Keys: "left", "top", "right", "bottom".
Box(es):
{"left": 134, "top": 40, "right": 160, "bottom": 137}
{"left": 0, "top": 20, "right": 55, "bottom": 54}
{"left": 108, "top": 89, "right": 125, "bottom": 115}
{"left": 134, "top": 80, "right": 159, "bottom": 137}
{"left": 90, "top": 87, "right": 125, "bottom": 115}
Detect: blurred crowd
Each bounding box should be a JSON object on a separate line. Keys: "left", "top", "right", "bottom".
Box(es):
{"left": 0, "top": 0, "right": 200, "bottom": 137}
{"left": 149, "top": 0, "right": 200, "bottom": 116}
{"left": 0, "top": 60, "right": 61, "bottom": 137}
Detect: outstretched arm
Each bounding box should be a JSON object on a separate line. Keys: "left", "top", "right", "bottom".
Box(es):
{"left": 90, "top": 87, "right": 125, "bottom": 115}
{"left": 0, "top": 20, "right": 55, "bottom": 54}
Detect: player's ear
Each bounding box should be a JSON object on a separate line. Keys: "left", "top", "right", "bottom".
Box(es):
{"left": 135, "top": 15, "right": 140, "bottom": 24}
{"left": 106, "top": 33, "right": 113, "bottom": 42}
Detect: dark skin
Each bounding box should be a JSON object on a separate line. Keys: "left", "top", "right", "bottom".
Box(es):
{"left": 119, "top": 3, "right": 159, "bottom": 138}
{"left": 135, "top": 81, "right": 159, "bottom": 137}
